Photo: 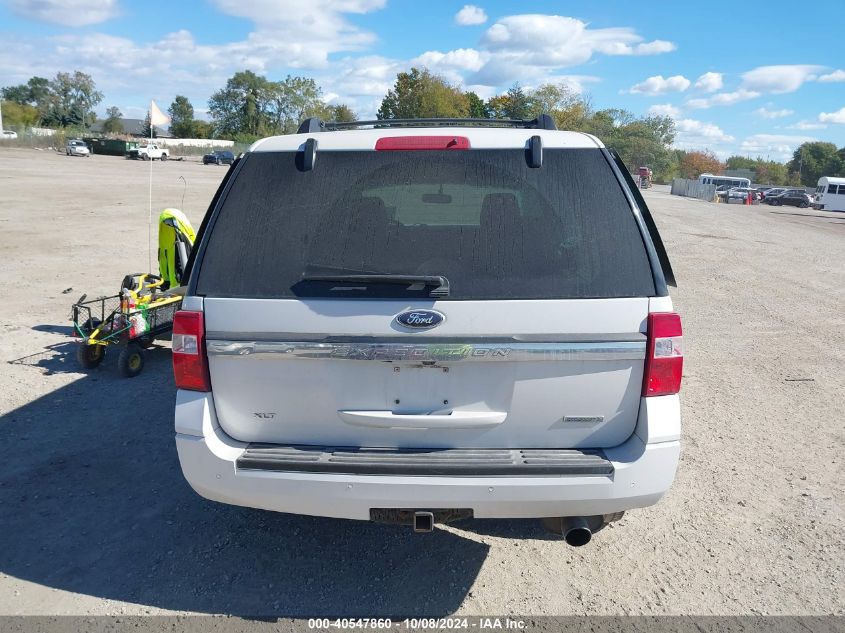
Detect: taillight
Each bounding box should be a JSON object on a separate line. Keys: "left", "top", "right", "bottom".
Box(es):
{"left": 643, "top": 312, "right": 683, "bottom": 397}
{"left": 172, "top": 310, "right": 210, "bottom": 391}
{"left": 375, "top": 136, "right": 470, "bottom": 151}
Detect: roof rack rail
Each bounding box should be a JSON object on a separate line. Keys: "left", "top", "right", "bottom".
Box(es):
{"left": 296, "top": 113, "right": 557, "bottom": 134}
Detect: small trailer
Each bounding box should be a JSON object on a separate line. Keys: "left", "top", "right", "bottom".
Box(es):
{"left": 70, "top": 209, "right": 195, "bottom": 377}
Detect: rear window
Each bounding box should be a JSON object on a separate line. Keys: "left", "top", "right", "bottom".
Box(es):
{"left": 194, "top": 148, "right": 656, "bottom": 300}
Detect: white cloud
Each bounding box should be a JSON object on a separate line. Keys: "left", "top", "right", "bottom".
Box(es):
{"left": 542, "top": 75, "right": 600, "bottom": 94}
{"left": 0, "top": 9, "right": 680, "bottom": 121}
{"left": 317, "top": 54, "right": 406, "bottom": 116}
{"left": 673, "top": 118, "right": 734, "bottom": 148}
{"left": 741, "top": 64, "right": 824, "bottom": 94}
{"left": 469, "top": 15, "right": 675, "bottom": 86}
{"left": 627, "top": 74, "right": 690, "bottom": 95}
{"left": 754, "top": 107, "right": 794, "bottom": 119}
{"left": 647, "top": 103, "right": 681, "bottom": 118}
{"left": 818, "top": 69, "right": 845, "bottom": 83}
{"left": 0, "top": 0, "right": 391, "bottom": 113}
{"left": 786, "top": 120, "right": 827, "bottom": 130}
{"left": 207, "top": 0, "right": 386, "bottom": 67}
{"left": 9, "top": 0, "right": 119, "bottom": 26}
{"left": 740, "top": 134, "right": 817, "bottom": 160}
{"left": 819, "top": 107, "right": 845, "bottom": 124}
{"left": 686, "top": 89, "right": 760, "bottom": 109}
{"left": 632, "top": 40, "right": 676, "bottom": 55}
{"left": 455, "top": 5, "right": 487, "bottom": 26}
{"left": 414, "top": 48, "right": 485, "bottom": 73}
{"left": 694, "top": 72, "right": 723, "bottom": 92}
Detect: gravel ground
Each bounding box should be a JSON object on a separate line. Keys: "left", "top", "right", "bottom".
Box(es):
{"left": 0, "top": 150, "right": 842, "bottom": 616}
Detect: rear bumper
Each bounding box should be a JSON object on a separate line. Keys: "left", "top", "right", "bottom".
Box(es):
{"left": 174, "top": 391, "right": 681, "bottom": 520}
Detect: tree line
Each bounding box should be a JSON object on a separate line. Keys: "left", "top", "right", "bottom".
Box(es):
{"left": 375, "top": 68, "right": 676, "bottom": 179}
{"left": 672, "top": 143, "right": 845, "bottom": 187}
{"left": 3, "top": 66, "right": 844, "bottom": 185}
{"left": 1, "top": 72, "right": 103, "bottom": 129}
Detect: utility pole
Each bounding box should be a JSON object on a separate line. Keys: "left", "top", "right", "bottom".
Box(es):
{"left": 0, "top": 98, "right": 4, "bottom": 132}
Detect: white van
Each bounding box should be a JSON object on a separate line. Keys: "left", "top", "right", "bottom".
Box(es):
{"left": 172, "top": 115, "right": 683, "bottom": 546}
{"left": 814, "top": 176, "right": 845, "bottom": 212}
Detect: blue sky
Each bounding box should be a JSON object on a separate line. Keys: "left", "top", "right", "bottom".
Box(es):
{"left": 1, "top": 0, "right": 843, "bottom": 159}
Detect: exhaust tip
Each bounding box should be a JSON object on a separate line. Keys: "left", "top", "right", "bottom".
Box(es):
{"left": 562, "top": 516, "right": 592, "bottom": 546}
{"left": 542, "top": 516, "right": 593, "bottom": 546}
{"left": 413, "top": 511, "right": 434, "bottom": 533}
{"left": 564, "top": 525, "right": 592, "bottom": 547}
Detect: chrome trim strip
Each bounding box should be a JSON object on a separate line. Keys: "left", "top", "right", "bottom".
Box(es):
{"left": 206, "top": 340, "right": 646, "bottom": 362}
{"left": 204, "top": 331, "right": 646, "bottom": 343}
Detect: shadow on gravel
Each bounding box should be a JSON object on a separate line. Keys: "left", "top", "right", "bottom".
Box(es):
{"left": 767, "top": 210, "right": 845, "bottom": 222}
{"left": 458, "top": 519, "right": 559, "bottom": 541}
{"left": 31, "top": 324, "right": 75, "bottom": 335}
{"left": 0, "top": 351, "right": 487, "bottom": 616}
{"left": 7, "top": 341, "right": 80, "bottom": 375}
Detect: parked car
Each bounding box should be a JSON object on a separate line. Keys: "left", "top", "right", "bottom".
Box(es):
{"left": 65, "top": 139, "right": 90, "bottom": 157}
{"left": 127, "top": 144, "right": 169, "bottom": 160}
{"left": 202, "top": 150, "right": 235, "bottom": 165}
{"left": 719, "top": 186, "right": 759, "bottom": 202}
{"left": 1, "top": 130, "right": 18, "bottom": 139}
{"left": 759, "top": 187, "right": 786, "bottom": 200}
{"left": 763, "top": 189, "right": 808, "bottom": 205}
{"left": 172, "top": 114, "right": 682, "bottom": 546}
{"left": 767, "top": 190, "right": 812, "bottom": 208}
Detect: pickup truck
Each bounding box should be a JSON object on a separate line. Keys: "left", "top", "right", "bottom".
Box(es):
{"left": 127, "top": 144, "right": 169, "bottom": 161}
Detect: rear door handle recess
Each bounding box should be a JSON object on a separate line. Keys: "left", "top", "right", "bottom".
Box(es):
{"left": 337, "top": 410, "right": 507, "bottom": 430}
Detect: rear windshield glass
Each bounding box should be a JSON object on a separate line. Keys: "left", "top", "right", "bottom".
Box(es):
{"left": 194, "top": 148, "right": 655, "bottom": 300}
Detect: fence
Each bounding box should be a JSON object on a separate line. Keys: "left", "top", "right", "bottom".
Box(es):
{"left": 154, "top": 138, "right": 234, "bottom": 148}
{"left": 671, "top": 179, "right": 717, "bottom": 201}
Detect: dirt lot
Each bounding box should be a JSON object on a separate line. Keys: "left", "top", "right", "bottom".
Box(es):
{"left": 0, "top": 149, "right": 842, "bottom": 616}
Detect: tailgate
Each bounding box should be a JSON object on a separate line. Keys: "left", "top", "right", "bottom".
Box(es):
{"left": 203, "top": 297, "right": 647, "bottom": 450}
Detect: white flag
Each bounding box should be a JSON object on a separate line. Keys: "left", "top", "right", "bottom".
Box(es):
{"left": 150, "top": 100, "right": 171, "bottom": 127}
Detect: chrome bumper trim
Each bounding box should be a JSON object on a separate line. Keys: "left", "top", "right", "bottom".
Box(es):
{"left": 206, "top": 340, "right": 646, "bottom": 362}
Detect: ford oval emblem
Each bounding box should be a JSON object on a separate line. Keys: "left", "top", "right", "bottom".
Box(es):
{"left": 395, "top": 309, "right": 445, "bottom": 330}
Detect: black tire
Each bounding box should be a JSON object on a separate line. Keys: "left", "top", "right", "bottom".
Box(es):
{"left": 799, "top": 201, "right": 808, "bottom": 208}
{"left": 160, "top": 154, "right": 168, "bottom": 161}
{"left": 77, "top": 344, "right": 105, "bottom": 369}
{"left": 118, "top": 344, "right": 145, "bottom": 378}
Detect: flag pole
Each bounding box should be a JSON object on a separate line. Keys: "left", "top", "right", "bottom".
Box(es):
{"left": 148, "top": 103, "right": 153, "bottom": 274}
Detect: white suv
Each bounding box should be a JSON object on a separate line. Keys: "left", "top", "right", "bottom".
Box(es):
{"left": 172, "top": 115, "right": 682, "bottom": 545}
